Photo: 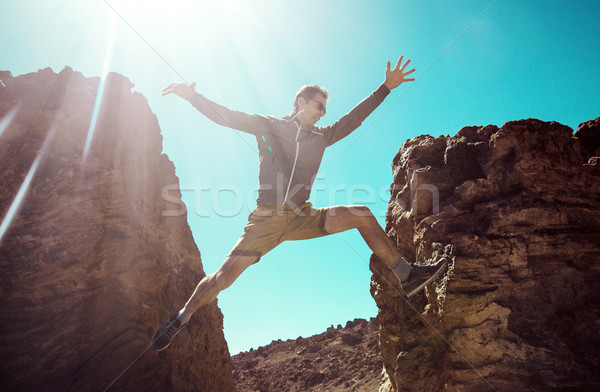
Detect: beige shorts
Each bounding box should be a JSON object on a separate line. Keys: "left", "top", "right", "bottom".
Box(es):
{"left": 228, "top": 202, "right": 331, "bottom": 262}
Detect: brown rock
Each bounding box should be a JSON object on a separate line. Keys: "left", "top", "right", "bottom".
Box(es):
{"left": 575, "top": 117, "right": 600, "bottom": 163}
{"left": 232, "top": 317, "right": 383, "bottom": 391}
{"left": 372, "top": 118, "right": 600, "bottom": 391}
{"left": 340, "top": 332, "right": 362, "bottom": 346}
{"left": 0, "top": 68, "right": 234, "bottom": 391}
{"left": 0, "top": 70, "right": 11, "bottom": 87}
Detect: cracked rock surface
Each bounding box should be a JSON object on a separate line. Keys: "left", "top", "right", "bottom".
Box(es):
{"left": 371, "top": 117, "right": 600, "bottom": 392}
{"left": 0, "top": 68, "right": 234, "bottom": 392}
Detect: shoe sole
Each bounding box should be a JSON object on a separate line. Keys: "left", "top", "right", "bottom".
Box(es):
{"left": 151, "top": 319, "right": 188, "bottom": 352}
{"left": 153, "top": 342, "right": 171, "bottom": 352}
{"left": 152, "top": 333, "right": 172, "bottom": 352}
{"left": 406, "top": 258, "right": 448, "bottom": 298}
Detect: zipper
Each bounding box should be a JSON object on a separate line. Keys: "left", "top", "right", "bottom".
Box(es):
{"left": 283, "top": 121, "right": 302, "bottom": 204}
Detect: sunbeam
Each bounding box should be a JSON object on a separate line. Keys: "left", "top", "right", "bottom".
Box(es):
{"left": 82, "top": 14, "right": 118, "bottom": 164}
{"left": 0, "top": 103, "right": 21, "bottom": 139}
{"left": 0, "top": 126, "right": 56, "bottom": 243}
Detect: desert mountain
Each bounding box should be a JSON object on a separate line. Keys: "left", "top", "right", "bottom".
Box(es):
{"left": 232, "top": 318, "right": 382, "bottom": 392}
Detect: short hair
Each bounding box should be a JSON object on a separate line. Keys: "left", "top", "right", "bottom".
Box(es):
{"left": 287, "top": 84, "right": 329, "bottom": 118}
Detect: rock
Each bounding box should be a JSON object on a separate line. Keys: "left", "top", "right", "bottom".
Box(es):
{"left": 298, "top": 342, "right": 323, "bottom": 354}
{"left": 0, "top": 70, "right": 12, "bottom": 86}
{"left": 0, "top": 68, "right": 235, "bottom": 391}
{"left": 575, "top": 117, "right": 600, "bottom": 163}
{"left": 341, "top": 332, "right": 362, "bottom": 346}
{"left": 232, "top": 317, "right": 382, "bottom": 391}
{"left": 372, "top": 118, "right": 600, "bottom": 391}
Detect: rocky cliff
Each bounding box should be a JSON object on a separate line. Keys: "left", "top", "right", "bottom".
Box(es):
{"left": 0, "top": 68, "right": 235, "bottom": 391}
{"left": 371, "top": 118, "right": 600, "bottom": 391}
{"left": 232, "top": 317, "right": 382, "bottom": 392}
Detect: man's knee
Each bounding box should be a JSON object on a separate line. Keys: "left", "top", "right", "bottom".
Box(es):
{"left": 347, "top": 205, "right": 373, "bottom": 219}
{"left": 325, "top": 205, "right": 376, "bottom": 232}
{"left": 348, "top": 206, "right": 377, "bottom": 228}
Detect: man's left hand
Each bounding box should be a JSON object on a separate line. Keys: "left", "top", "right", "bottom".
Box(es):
{"left": 384, "top": 56, "right": 416, "bottom": 90}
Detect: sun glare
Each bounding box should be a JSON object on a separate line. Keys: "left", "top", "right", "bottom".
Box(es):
{"left": 0, "top": 126, "right": 56, "bottom": 243}
{"left": 82, "top": 13, "right": 118, "bottom": 165}
{"left": 0, "top": 104, "right": 20, "bottom": 138}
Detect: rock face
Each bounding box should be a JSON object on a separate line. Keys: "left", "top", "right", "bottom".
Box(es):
{"left": 370, "top": 118, "right": 600, "bottom": 391}
{"left": 0, "top": 68, "right": 235, "bottom": 391}
{"left": 232, "top": 318, "right": 383, "bottom": 392}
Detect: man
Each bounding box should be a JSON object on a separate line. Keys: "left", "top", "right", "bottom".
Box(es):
{"left": 152, "top": 56, "right": 447, "bottom": 351}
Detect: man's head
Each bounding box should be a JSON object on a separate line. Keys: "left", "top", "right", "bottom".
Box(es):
{"left": 290, "top": 85, "right": 329, "bottom": 127}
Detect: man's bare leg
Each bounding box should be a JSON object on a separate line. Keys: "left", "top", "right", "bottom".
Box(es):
{"left": 152, "top": 253, "right": 257, "bottom": 351}
{"left": 177, "top": 253, "right": 258, "bottom": 323}
{"left": 324, "top": 205, "right": 414, "bottom": 281}
{"left": 323, "top": 205, "right": 447, "bottom": 296}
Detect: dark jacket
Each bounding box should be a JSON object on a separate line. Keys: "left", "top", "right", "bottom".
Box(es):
{"left": 186, "top": 84, "right": 390, "bottom": 208}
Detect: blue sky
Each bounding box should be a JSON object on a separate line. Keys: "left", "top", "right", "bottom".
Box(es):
{"left": 2, "top": 0, "right": 599, "bottom": 355}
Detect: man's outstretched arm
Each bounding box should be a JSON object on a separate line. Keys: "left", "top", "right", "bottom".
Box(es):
{"left": 162, "top": 82, "right": 266, "bottom": 135}
{"left": 324, "top": 56, "right": 415, "bottom": 146}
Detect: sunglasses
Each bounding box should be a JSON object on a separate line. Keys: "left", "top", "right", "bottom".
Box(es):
{"left": 309, "top": 99, "right": 326, "bottom": 113}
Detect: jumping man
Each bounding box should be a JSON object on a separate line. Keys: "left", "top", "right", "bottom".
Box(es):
{"left": 152, "top": 56, "right": 447, "bottom": 351}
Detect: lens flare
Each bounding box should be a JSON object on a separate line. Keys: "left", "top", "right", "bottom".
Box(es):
{"left": 0, "top": 103, "right": 21, "bottom": 138}
{"left": 82, "top": 14, "right": 118, "bottom": 164}
{"left": 0, "top": 126, "right": 56, "bottom": 243}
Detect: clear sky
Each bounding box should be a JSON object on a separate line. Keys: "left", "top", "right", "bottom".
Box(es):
{"left": 2, "top": 0, "right": 599, "bottom": 355}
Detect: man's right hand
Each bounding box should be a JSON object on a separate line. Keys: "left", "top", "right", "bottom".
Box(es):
{"left": 162, "top": 82, "right": 197, "bottom": 99}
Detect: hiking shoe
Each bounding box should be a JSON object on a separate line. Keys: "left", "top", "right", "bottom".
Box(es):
{"left": 151, "top": 315, "right": 188, "bottom": 351}
{"left": 401, "top": 258, "right": 448, "bottom": 297}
